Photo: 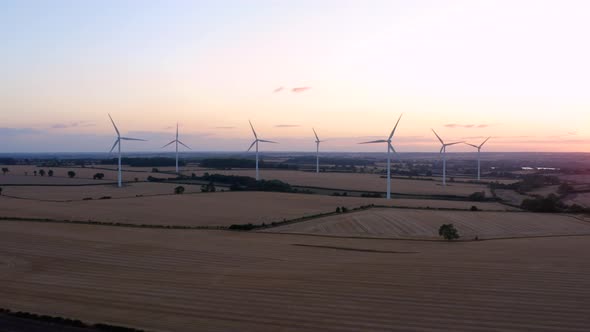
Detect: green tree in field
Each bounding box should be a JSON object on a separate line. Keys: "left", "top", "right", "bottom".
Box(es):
{"left": 39, "top": 169, "right": 46, "bottom": 176}
{"left": 439, "top": 224, "right": 460, "bottom": 241}
{"left": 48, "top": 170, "right": 54, "bottom": 177}
{"left": 67, "top": 171, "right": 76, "bottom": 178}
{"left": 174, "top": 186, "right": 185, "bottom": 194}
{"left": 93, "top": 173, "right": 104, "bottom": 180}
{"left": 1, "top": 167, "right": 9, "bottom": 175}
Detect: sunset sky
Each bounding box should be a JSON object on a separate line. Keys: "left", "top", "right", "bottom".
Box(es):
{"left": 1, "top": 0, "right": 589, "bottom": 153}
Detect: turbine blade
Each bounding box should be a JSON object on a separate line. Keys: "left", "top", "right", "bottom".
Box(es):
{"left": 359, "top": 140, "right": 388, "bottom": 144}
{"left": 439, "top": 146, "right": 444, "bottom": 154}
{"left": 176, "top": 123, "right": 179, "bottom": 140}
{"left": 313, "top": 128, "right": 319, "bottom": 141}
{"left": 464, "top": 143, "right": 479, "bottom": 148}
{"left": 120, "top": 137, "right": 147, "bottom": 141}
{"left": 109, "top": 139, "right": 120, "bottom": 153}
{"left": 247, "top": 140, "right": 257, "bottom": 152}
{"left": 108, "top": 114, "right": 120, "bottom": 136}
{"left": 258, "top": 139, "right": 277, "bottom": 144}
{"left": 388, "top": 113, "right": 403, "bottom": 140}
{"left": 178, "top": 140, "right": 191, "bottom": 150}
{"left": 162, "top": 140, "right": 176, "bottom": 148}
{"left": 432, "top": 129, "right": 444, "bottom": 144}
{"left": 249, "top": 120, "right": 258, "bottom": 139}
{"left": 480, "top": 137, "right": 491, "bottom": 148}
{"left": 389, "top": 143, "right": 397, "bottom": 153}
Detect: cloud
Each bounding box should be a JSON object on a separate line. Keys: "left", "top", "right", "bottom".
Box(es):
{"left": 275, "top": 124, "right": 300, "bottom": 128}
{"left": 292, "top": 87, "right": 311, "bottom": 93}
{"left": 0, "top": 127, "right": 40, "bottom": 135}
{"left": 444, "top": 123, "right": 490, "bottom": 129}
{"left": 273, "top": 86, "right": 284, "bottom": 93}
{"left": 51, "top": 121, "right": 95, "bottom": 129}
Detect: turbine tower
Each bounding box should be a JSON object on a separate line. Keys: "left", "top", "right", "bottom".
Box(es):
{"left": 432, "top": 129, "right": 463, "bottom": 186}
{"left": 359, "top": 113, "right": 403, "bottom": 199}
{"left": 162, "top": 123, "right": 191, "bottom": 174}
{"left": 247, "top": 120, "right": 277, "bottom": 180}
{"left": 108, "top": 114, "right": 146, "bottom": 188}
{"left": 313, "top": 128, "right": 324, "bottom": 174}
{"left": 465, "top": 137, "right": 491, "bottom": 181}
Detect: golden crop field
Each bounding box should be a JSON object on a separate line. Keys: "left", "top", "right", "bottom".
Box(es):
{"left": 263, "top": 208, "right": 590, "bottom": 240}
{"left": 0, "top": 221, "right": 589, "bottom": 331}
{"left": 0, "top": 188, "right": 518, "bottom": 227}
{"left": 189, "top": 169, "right": 491, "bottom": 197}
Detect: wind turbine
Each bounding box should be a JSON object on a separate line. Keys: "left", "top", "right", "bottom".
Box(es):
{"left": 162, "top": 123, "right": 191, "bottom": 174}
{"left": 359, "top": 113, "right": 403, "bottom": 199}
{"left": 432, "top": 129, "right": 463, "bottom": 186}
{"left": 464, "top": 137, "right": 491, "bottom": 181}
{"left": 247, "top": 120, "right": 277, "bottom": 180}
{"left": 312, "top": 128, "right": 325, "bottom": 174}
{"left": 108, "top": 114, "right": 146, "bottom": 188}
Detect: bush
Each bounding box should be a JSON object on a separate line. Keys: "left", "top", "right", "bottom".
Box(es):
{"left": 228, "top": 223, "right": 256, "bottom": 231}
{"left": 93, "top": 173, "right": 105, "bottom": 180}
{"left": 468, "top": 191, "right": 486, "bottom": 201}
{"left": 336, "top": 207, "right": 341, "bottom": 213}
{"left": 439, "top": 224, "right": 460, "bottom": 241}
{"left": 341, "top": 207, "right": 348, "bottom": 213}
{"left": 174, "top": 186, "right": 185, "bottom": 194}
{"left": 470, "top": 205, "right": 479, "bottom": 211}
{"left": 521, "top": 194, "right": 564, "bottom": 212}
{"left": 48, "top": 170, "right": 54, "bottom": 176}
{"left": 39, "top": 169, "right": 46, "bottom": 176}
{"left": 361, "top": 192, "right": 382, "bottom": 198}
{"left": 67, "top": 171, "right": 76, "bottom": 178}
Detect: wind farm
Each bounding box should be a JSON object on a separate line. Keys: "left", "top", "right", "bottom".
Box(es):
{"left": 2, "top": 1, "right": 590, "bottom": 332}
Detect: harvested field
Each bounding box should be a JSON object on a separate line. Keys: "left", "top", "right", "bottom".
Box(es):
{"left": 0, "top": 191, "right": 517, "bottom": 227}
{"left": 263, "top": 208, "right": 590, "bottom": 240}
{"left": 2, "top": 182, "right": 204, "bottom": 201}
{"left": 494, "top": 189, "right": 530, "bottom": 206}
{"left": 0, "top": 221, "right": 589, "bottom": 331}
{"left": 189, "top": 169, "right": 491, "bottom": 197}
{"left": 0, "top": 165, "right": 165, "bottom": 183}
{"left": 0, "top": 192, "right": 384, "bottom": 226}
{"left": 564, "top": 192, "right": 590, "bottom": 208}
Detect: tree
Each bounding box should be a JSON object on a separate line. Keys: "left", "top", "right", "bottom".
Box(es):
{"left": 0, "top": 187, "right": 2, "bottom": 196}
{"left": 200, "top": 181, "right": 216, "bottom": 193}
{"left": 48, "top": 170, "right": 54, "bottom": 177}
{"left": 439, "top": 224, "right": 460, "bottom": 241}
{"left": 336, "top": 207, "right": 342, "bottom": 213}
{"left": 1, "top": 167, "right": 8, "bottom": 175}
{"left": 174, "top": 186, "right": 185, "bottom": 194}
{"left": 67, "top": 171, "right": 76, "bottom": 178}
{"left": 39, "top": 169, "right": 46, "bottom": 176}
{"left": 33, "top": 170, "right": 37, "bottom": 176}
{"left": 93, "top": 173, "right": 105, "bottom": 180}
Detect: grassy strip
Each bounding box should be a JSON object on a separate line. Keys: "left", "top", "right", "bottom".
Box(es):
{"left": 0, "top": 308, "right": 145, "bottom": 331}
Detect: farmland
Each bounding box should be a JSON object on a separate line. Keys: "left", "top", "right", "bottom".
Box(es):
{"left": 0, "top": 221, "right": 589, "bottom": 331}
{"left": 188, "top": 169, "right": 492, "bottom": 197}
{"left": 1, "top": 159, "right": 589, "bottom": 331}
{"left": 263, "top": 208, "right": 590, "bottom": 240}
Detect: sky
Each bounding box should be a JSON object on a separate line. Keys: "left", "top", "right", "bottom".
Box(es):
{"left": 1, "top": 0, "right": 589, "bottom": 153}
